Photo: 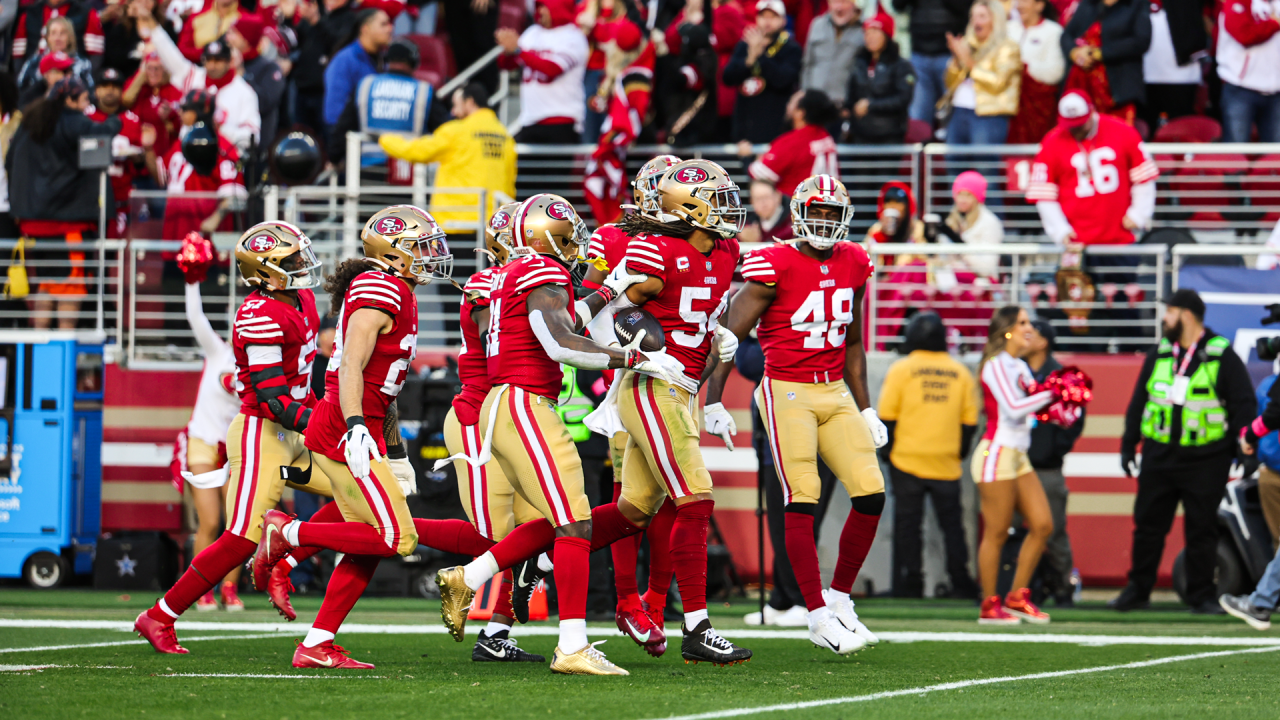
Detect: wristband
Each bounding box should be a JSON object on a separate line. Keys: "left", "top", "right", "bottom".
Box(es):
{"left": 625, "top": 349, "right": 641, "bottom": 369}
{"left": 386, "top": 441, "right": 408, "bottom": 460}
{"left": 593, "top": 286, "right": 616, "bottom": 305}
{"left": 346, "top": 416, "right": 366, "bottom": 431}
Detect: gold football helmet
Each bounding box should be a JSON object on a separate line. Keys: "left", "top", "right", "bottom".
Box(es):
{"left": 631, "top": 154, "right": 681, "bottom": 215}
{"left": 657, "top": 159, "right": 745, "bottom": 239}
{"left": 235, "top": 221, "right": 322, "bottom": 290}
{"left": 790, "top": 174, "right": 854, "bottom": 249}
{"left": 361, "top": 205, "right": 452, "bottom": 285}
{"left": 484, "top": 201, "right": 521, "bottom": 266}
{"left": 511, "top": 193, "right": 589, "bottom": 267}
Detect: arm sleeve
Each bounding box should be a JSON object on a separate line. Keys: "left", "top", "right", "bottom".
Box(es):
{"left": 721, "top": 41, "right": 751, "bottom": 86}
{"left": 518, "top": 50, "right": 570, "bottom": 79}
{"left": 1126, "top": 178, "right": 1156, "bottom": 230}
{"left": 83, "top": 10, "right": 105, "bottom": 56}
{"left": 512, "top": 260, "right": 573, "bottom": 296}
{"left": 10, "top": 8, "right": 25, "bottom": 58}
{"left": 739, "top": 251, "right": 778, "bottom": 284}
{"left": 621, "top": 237, "right": 667, "bottom": 281}
{"left": 347, "top": 272, "right": 407, "bottom": 317}
{"left": 984, "top": 359, "right": 1054, "bottom": 420}
{"left": 1121, "top": 350, "right": 1156, "bottom": 452}
{"left": 1223, "top": 1, "right": 1280, "bottom": 47}
{"left": 1100, "top": 4, "right": 1151, "bottom": 63}
{"left": 185, "top": 282, "right": 226, "bottom": 357}
{"left": 379, "top": 124, "right": 451, "bottom": 164}
{"left": 150, "top": 25, "right": 194, "bottom": 89}
{"left": 749, "top": 141, "right": 787, "bottom": 184}
{"left": 962, "top": 369, "right": 980, "bottom": 426}
{"left": 245, "top": 344, "right": 312, "bottom": 432}
{"left": 1037, "top": 201, "right": 1075, "bottom": 244}
{"left": 1219, "top": 348, "right": 1258, "bottom": 439}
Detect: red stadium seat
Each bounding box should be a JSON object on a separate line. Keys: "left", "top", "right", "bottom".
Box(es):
{"left": 1133, "top": 117, "right": 1150, "bottom": 141}
{"left": 906, "top": 119, "right": 933, "bottom": 144}
{"left": 1244, "top": 153, "right": 1280, "bottom": 223}
{"left": 1168, "top": 153, "right": 1247, "bottom": 225}
{"left": 405, "top": 33, "right": 456, "bottom": 88}
{"left": 1153, "top": 116, "right": 1222, "bottom": 144}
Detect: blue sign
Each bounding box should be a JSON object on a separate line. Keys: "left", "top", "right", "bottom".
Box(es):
{"left": 1178, "top": 265, "right": 1280, "bottom": 385}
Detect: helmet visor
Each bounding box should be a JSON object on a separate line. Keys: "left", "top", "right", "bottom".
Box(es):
{"left": 798, "top": 201, "right": 851, "bottom": 247}
{"left": 278, "top": 243, "right": 322, "bottom": 289}
{"left": 409, "top": 232, "right": 453, "bottom": 283}
{"left": 704, "top": 185, "right": 746, "bottom": 234}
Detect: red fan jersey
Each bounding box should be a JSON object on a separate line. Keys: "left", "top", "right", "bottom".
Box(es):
{"left": 486, "top": 254, "right": 574, "bottom": 400}
{"left": 623, "top": 233, "right": 740, "bottom": 391}
{"left": 741, "top": 242, "right": 873, "bottom": 384}
{"left": 232, "top": 289, "right": 320, "bottom": 419}
{"left": 306, "top": 271, "right": 419, "bottom": 462}
{"left": 157, "top": 136, "right": 247, "bottom": 240}
{"left": 454, "top": 267, "right": 497, "bottom": 426}
{"left": 85, "top": 107, "right": 148, "bottom": 237}
{"left": 1025, "top": 115, "right": 1158, "bottom": 245}
{"left": 748, "top": 125, "right": 840, "bottom": 198}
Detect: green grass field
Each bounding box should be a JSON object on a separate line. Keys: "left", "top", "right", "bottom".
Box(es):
{"left": 2, "top": 589, "right": 1279, "bottom": 719}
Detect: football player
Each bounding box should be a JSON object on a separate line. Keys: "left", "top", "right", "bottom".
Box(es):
{"left": 134, "top": 221, "right": 341, "bottom": 653}
{"left": 704, "top": 175, "right": 886, "bottom": 655}
{"left": 434, "top": 193, "right": 683, "bottom": 675}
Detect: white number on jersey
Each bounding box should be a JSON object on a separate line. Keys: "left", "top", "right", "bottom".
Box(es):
{"left": 381, "top": 333, "right": 418, "bottom": 396}
{"left": 486, "top": 297, "right": 503, "bottom": 358}
{"left": 293, "top": 334, "right": 316, "bottom": 399}
{"left": 790, "top": 288, "right": 855, "bottom": 349}
{"left": 671, "top": 286, "right": 715, "bottom": 348}
{"left": 1069, "top": 147, "right": 1119, "bottom": 198}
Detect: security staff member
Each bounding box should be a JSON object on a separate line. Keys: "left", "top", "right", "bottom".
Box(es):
{"left": 1112, "top": 289, "right": 1255, "bottom": 613}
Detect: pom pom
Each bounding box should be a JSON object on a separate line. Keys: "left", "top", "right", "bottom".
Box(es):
{"left": 1034, "top": 366, "right": 1093, "bottom": 425}
{"left": 177, "top": 232, "right": 215, "bottom": 284}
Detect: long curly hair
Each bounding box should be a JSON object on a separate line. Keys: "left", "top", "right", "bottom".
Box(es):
{"left": 323, "top": 258, "right": 379, "bottom": 316}
{"left": 615, "top": 212, "right": 694, "bottom": 239}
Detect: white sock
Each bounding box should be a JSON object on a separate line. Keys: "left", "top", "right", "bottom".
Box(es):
{"left": 684, "top": 608, "right": 709, "bottom": 629}
{"left": 536, "top": 552, "right": 553, "bottom": 573}
{"left": 808, "top": 606, "right": 832, "bottom": 625}
{"left": 302, "top": 628, "right": 334, "bottom": 648}
{"left": 157, "top": 598, "right": 179, "bottom": 619}
{"left": 282, "top": 520, "right": 301, "bottom": 547}
{"left": 559, "top": 619, "right": 588, "bottom": 654}
{"left": 484, "top": 621, "right": 511, "bottom": 638}
{"left": 285, "top": 555, "right": 299, "bottom": 569}
{"left": 827, "top": 589, "right": 851, "bottom": 604}
{"left": 464, "top": 552, "right": 500, "bottom": 591}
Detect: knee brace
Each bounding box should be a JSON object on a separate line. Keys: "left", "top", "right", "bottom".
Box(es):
{"left": 784, "top": 502, "right": 817, "bottom": 516}
{"left": 850, "top": 492, "right": 886, "bottom": 517}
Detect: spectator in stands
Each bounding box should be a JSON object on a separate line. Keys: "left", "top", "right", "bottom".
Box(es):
{"left": 1061, "top": 0, "right": 1151, "bottom": 126}
{"left": 379, "top": 82, "right": 516, "bottom": 234}
{"left": 738, "top": 179, "right": 794, "bottom": 243}
{"left": 330, "top": 38, "right": 450, "bottom": 163}
{"left": 87, "top": 67, "right": 153, "bottom": 238}
{"left": 17, "top": 17, "right": 96, "bottom": 100}
{"left": 665, "top": 0, "right": 748, "bottom": 139}
{"left": 290, "top": 0, "right": 359, "bottom": 137}
{"left": 497, "top": 0, "right": 590, "bottom": 142}
{"left": 867, "top": 181, "right": 925, "bottom": 246}
{"left": 123, "top": 52, "right": 181, "bottom": 157}
{"left": 653, "top": 14, "right": 721, "bottom": 144}
{"left": 1139, "top": 0, "right": 1205, "bottom": 132}
{"left": 7, "top": 77, "right": 120, "bottom": 329}
{"left": 896, "top": 0, "right": 971, "bottom": 124}
{"left": 1249, "top": 370, "right": 1280, "bottom": 544}
{"left": 13, "top": 0, "right": 105, "bottom": 68}
{"left": 101, "top": 0, "right": 176, "bottom": 79}
{"left": 935, "top": 170, "right": 1004, "bottom": 278}
{"left": 843, "top": 11, "right": 915, "bottom": 145}
{"left": 801, "top": 0, "right": 863, "bottom": 112}
{"left": 138, "top": 13, "right": 262, "bottom": 152}
{"left": 879, "top": 311, "right": 981, "bottom": 599}
{"left": 228, "top": 13, "right": 286, "bottom": 152}
{"left": 577, "top": 0, "right": 644, "bottom": 143}
{"left": 1217, "top": 0, "right": 1280, "bottom": 143}
{"left": 1007, "top": 0, "right": 1065, "bottom": 144}
{"left": 746, "top": 89, "right": 839, "bottom": 198}
{"left": 723, "top": 0, "right": 802, "bottom": 144}
{"left": 323, "top": 8, "right": 392, "bottom": 129}
{"left": 177, "top": 0, "right": 240, "bottom": 62}
{"left": 943, "top": 0, "right": 1021, "bottom": 145}
{"left": 443, "top": 0, "right": 500, "bottom": 94}
{"left": 0, "top": 73, "right": 20, "bottom": 241}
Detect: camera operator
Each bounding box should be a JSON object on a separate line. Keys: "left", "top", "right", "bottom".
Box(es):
{"left": 1112, "top": 289, "right": 1256, "bottom": 614}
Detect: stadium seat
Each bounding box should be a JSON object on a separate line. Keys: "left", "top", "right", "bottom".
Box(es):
{"left": 1152, "top": 116, "right": 1222, "bottom": 144}
{"left": 1133, "top": 117, "right": 1150, "bottom": 141}
{"left": 1244, "top": 154, "right": 1280, "bottom": 223}
{"left": 906, "top": 119, "right": 933, "bottom": 144}
{"left": 405, "top": 33, "right": 456, "bottom": 89}
{"left": 1167, "top": 153, "right": 1248, "bottom": 225}
{"left": 499, "top": 0, "right": 528, "bottom": 30}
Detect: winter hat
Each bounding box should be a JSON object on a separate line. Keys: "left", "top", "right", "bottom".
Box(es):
{"left": 232, "top": 15, "right": 266, "bottom": 53}
{"left": 864, "top": 11, "right": 895, "bottom": 38}
{"left": 952, "top": 170, "right": 988, "bottom": 204}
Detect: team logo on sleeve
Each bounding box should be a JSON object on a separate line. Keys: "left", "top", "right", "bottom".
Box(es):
{"left": 546, "top": 202, "right": 572, "bottom": 220}
{"left": 675, "top": 166, "right": 709, "bottom": 184}
{"left": 246, "top": 235, "right": 278, "bottom": 253}
{"left": 377, "top": 216, "right": 407, "bottom": 235}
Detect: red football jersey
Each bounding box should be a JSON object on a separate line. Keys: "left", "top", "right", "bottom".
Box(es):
{"left": 232, "top": 289, "right": 320, "bottom": 419}
{"left": 748, "top": 125, "right": 840, "bottom": 198}
{"left": 623, "top": 233, "right": 740, "bottom": 391}
{"left": 454, "top": 267, "right": 497, "bottom": 426}
{"left": 1025, "top": 115, "right": 1158, "bottom": 245}
{"left": 86, "top": 107, "right": 147, "bottom": 234}
{"left": 741, "top": 242, "right": 873, "bottom": 384}
{"left": 586, "top": 223, "right": 630, "bottom": 272}
{"left": 306, "top": 271, "right": 419, "bottom": 462}
{"left": 157, "top": 136, "right": 247, "bottom": 240}
{"left": 486, "top": 254, "right": 574, "bottom": 400}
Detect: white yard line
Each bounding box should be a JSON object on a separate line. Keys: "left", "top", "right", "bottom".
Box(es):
{"left": 0, "top": 664, "right": 66, "bottom": 671}
{"left": 0, "top": 633, "right": 286, "bottom": 654}
{"left": 644, "top": 646, "right": 1280, "bottom": 720}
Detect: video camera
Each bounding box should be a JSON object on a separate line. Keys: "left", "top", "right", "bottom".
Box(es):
{"left": 1258, "top": 304, "right": 1280, "bottom": 361}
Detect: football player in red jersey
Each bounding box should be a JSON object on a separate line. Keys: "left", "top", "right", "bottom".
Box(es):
{"left": 705, "top": 175, "right": 887, "bottom": 655}
{"left": 134, "top": 221, "right": 342, "bottom": 653}
{"left": 433, "top": 193, "right": 684, "bottom": 676}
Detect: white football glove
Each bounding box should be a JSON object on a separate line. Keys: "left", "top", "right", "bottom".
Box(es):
{"left": 703, "top": 402, "right": 737, "bottom": 451}
{"left": 861, "top": 408, "right": 889, "bottom": 449}
{"left": 340, "top": 422, "right": 380, "bottom": 480}
{"left": 631, "top": 348, "right": 686, "bottom": 385}
{"left": 603, "top": 258, "right": 648, "bottom": 298}
{"left": 714, "top": 325, "right": 739, "bottom": 363}
{"left": 389, "top": 456, "right": 417, "bottom": 497}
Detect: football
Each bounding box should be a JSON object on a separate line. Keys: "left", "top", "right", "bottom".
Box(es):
{"left": 614, "top": 308, "right": 666, "bottom": 351}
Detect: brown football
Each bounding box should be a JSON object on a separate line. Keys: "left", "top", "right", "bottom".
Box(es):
{"left": 614, "top": 308, "right": 666, "bottom": 351}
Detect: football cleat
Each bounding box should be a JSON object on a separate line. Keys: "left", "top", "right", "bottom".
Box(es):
{"left": 824, "top": 589, "right": 879, "bottom": 646}
{"left": 510, "top": 555, "right": 549, "bottom": 625}
{"left": 267, "top": 560, "right": 298, "bottom": 621}
{"left": 195, "top": 590, "right": 218, "bottom": 612}
{"left": 680, "top": 620, "right": 752, "bottom": 666}
{"left": 979, "top": 595, "right": 1021, "bottom": 625}
{"left": 550, "top": 641, "right": 629, "bottom": 676}
{"left": 808, "top": 613, "right": 865, "bottom": 656}
{"left": 220, "top": 581, "right": 244, "bottom": 612}
{"left": 616, "top": 603, "right": 666, "bottom": 657}
{"left": 292, "top": 640, "right": 375, "bottom": 669}
{"left": 134, "top": 611, "right": 188, "bottom": 654}
{"left": 252, "top": 509, "right": 297, "bottom": 591}
{"left": 1004, "top": 588, "right": 1051, "bottom": 624}
{"left": 642, "top": 600, "right": 667, "bottom": 657}
{"left": 436, "top": 566, "right": 475, "bottom": 642}
{"left": 472, "top": 630, "right": 546, "bottom": 662}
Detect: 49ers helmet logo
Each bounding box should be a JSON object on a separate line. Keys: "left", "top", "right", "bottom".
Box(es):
{"left": 675, "top": 166, "right": 709, "bottom": 184}
{"left": 490, "top": 211, "right": 511, "bottom": 229}
{"left": 245, "top": 234, "right": 278, "bottom": 253}
{"left": 546, "top": 202, "right": 572, "bottom": 220}
{"left": 377, "top": 216, "right": 407, "bottom": 235}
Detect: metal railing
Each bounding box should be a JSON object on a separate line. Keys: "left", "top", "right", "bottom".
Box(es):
{"left": 0, "top": 237, "right": 125, "bottom": 339}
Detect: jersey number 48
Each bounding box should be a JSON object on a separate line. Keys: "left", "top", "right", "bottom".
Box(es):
{"left": 791, "top": 288, "right": 854, "bottom": 349}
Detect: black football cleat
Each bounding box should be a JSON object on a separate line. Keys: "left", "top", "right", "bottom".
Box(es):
{"left": 510, "top": 556, "right": 549, "bottom": 624}
{"left": 472, "top": 630, "right": 546, "bottom": 663}
{"left": 680, "top": 619, "right": 751, "bottom": 666}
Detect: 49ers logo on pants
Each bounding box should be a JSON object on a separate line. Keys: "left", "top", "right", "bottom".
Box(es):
{"left": 546, "top": 202, "right": 573, "bottom": 220}
{"left": 675, "top": 167, "right": 709, "bottom": 184}
{"left": 377, "top": 216, "right": 407, "bottom": 235}
{"left": 246, "top": 235, "right": 278, "bottom": 253}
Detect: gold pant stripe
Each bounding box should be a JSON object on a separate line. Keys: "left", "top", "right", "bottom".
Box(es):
{"left": 445, "top": 407, "right": 537, "bottom": 542}
{"left": 630, "top": 373, "right": 693, "bottom": 497}
{"left": 759, "top": 376, "right": 795, "bottom": 503}
{"left": 510, "top": 387, "right": 577, "bottom": 526}
{"left": 229, "top": 415, "right": 268, "bottom": 537}
{"left": 224, "top": 414, "right": 333, "bottom": 543}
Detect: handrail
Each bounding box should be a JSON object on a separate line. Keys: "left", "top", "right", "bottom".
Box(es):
{"left": 438, "top": 45, "right": 504, "bottom": 97}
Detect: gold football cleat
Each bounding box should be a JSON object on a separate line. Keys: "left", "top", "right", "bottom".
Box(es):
{"left": 550, "top": 642, "right": 629, "bottom": 676}
{"left": 436, "top": 566, "right": 475, "bottom": 642}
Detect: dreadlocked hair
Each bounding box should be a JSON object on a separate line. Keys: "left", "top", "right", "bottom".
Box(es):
{"left": 324, "top": 258, "right": 379, "bottom": 316}
{"left": 615, "top": 212, "right": 695, "bottom": 239}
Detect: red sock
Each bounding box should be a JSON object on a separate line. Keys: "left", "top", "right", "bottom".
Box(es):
{"left": 784, "top": 511, "right": 825, "bottom": 611}
{"left": 589, "top": 503, "right": 643, "bottom": 552}
{"left": 553, "top": 536, "right": 591, "bottom": 621}
{"left": 489, "top": 519, "right": 556, "bottom": 570}
{"left": 312, "top": 554, "right": 380, "bottom": 634}
{"left": 414, "top": 518, "right": 495, "bottom": 557}
{"left": 670, "top": 499, "right": 713, "bottom": 614}
{"left": 643, "top": 499, "right": 676, "bottom": 609}
{"left": 493, "top": 569, "right": 515, "bottom": 620}
{"left": 286, "top": 501, "right": 346, "bottom": 566}
{"left": 298, "top": 521, "right": 396, "bottom": 557}
{"left": 831, "top": 508, "right": 881, "bottom": 594}
{"left": 611, "top": 533, "right": 641, "bottom": 606}
{"left": 148, "top": 533, "right": 256, "bottom": 622}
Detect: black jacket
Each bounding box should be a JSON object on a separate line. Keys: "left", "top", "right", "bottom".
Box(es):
{"left": 1163, "top": 0, "right": 1208, "bottom": 65}
{"left": 1062, "top": 0, "right": 1152, "bottom": 108}
{"left": 241, "top": 55, "right": 288, "bottom": 150}
{"left": 6, "top": 108, "right": 121, "bottom": 224}
{"left": 1121, "top": 329, "right": 1256, "bottom": 469}
{"left": 1029, "top": 354, "right": 1085, "bottom": 470}
{"left": 892, "top": 0, "right": 970, "bottom": 55}
{"left": 722, "top": 30, "right": 802, "bottom": 143}
{"left": 844, "top": 41, "right": 916, "bottom": 145}
{"left": 291, "top": 4, "right": 358, "bottom": 92}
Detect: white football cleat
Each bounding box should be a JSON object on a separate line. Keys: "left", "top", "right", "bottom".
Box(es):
{"left": 808, "top": 613, "right": 865, "bottom": 655}
{"left": 825, "top": 589, "right": 879, "bottom": 646}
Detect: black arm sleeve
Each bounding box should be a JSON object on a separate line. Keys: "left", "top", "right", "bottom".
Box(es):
{"left": 1218, "top": 348, "right": 1257, "bottom": 440}
{"left": 248, "top": 366, "right": 313, "bottom": 433}
{"left": 1122, "top": 350, "right": 1157, "bottom": 454}
{"left": 960, "top": 424, "right": 978, "bottom": 460}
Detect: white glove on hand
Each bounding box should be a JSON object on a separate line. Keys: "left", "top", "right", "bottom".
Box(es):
{"left": 632, "top": 348, "right": 686, "bottom": 385}
{"left": 340, "top": 422, "right": 380, "bottom": 480}
{"left": 389, "top": 456, "right": 417, "bottom": 496}
{"left": 714, "top": 325, "right": 738, "bottom": 363}
{"left": 603, "top": 258, "right": 648, "bottom": 298}
{"left": 704, "top": 402, "right": 737, "bottom": 451}
{"left": 861, "top": 408, "right": 888, "bottom": 449}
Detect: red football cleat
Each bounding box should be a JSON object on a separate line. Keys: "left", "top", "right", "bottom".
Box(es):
{"left": 292, "top": 641, "right": 375, "bottom": 669}
{"left": 1004, "top": 587, "right": 1051, "bottom": 624}
{"left": 134, "top": 611, "right": 189, "bottom": 654}
{"left": 617, "top": 603, "right": 666, "bottom": 658}
{"left": 979, "top": 595, "right": 1021, "bottom": 625}
{"left": 267, "top": 559, "right": 298, "bottom": 621}
{"left": 252, "top": 509, "right": 296, "bottom": 591}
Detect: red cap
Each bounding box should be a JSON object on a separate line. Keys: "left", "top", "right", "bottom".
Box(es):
{"left": 1058, "top": 90, "right": 1094, "bottom": 129}
{"left": 40, "top": 51, "right": 75, "bottom": 75}
{"left": 864, "top": 11, "right": 895, "bottom": 38}
{"left": 233, "top": 15, "right": 266, "bottom": 51}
